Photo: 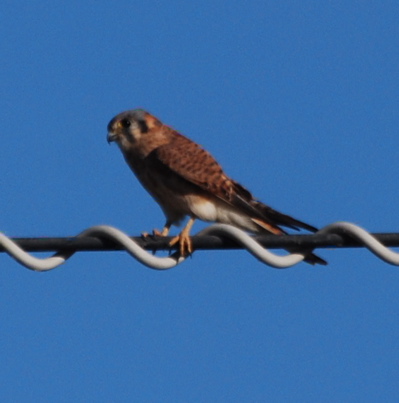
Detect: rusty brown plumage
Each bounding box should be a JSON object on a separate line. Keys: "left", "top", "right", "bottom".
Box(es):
{"left": 107, "top": 109, "right": 326, "bottom": 265}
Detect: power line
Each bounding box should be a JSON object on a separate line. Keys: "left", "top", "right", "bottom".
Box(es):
{"left": 1, "top": 222, "right": 399, "bottom": 271}
{"left": 2, "top": 231, "right": 399, "bottom": 252}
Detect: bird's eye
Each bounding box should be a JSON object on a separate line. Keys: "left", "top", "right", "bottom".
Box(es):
{"left": 120, "top": 119, "right": 131, "bottom": 128}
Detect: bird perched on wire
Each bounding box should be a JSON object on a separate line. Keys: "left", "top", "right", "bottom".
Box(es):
{"left": 107, "top": 109, "right": 326, "bottom": 265}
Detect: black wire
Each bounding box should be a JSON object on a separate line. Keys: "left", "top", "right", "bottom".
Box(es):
{"left": 1, "top": 233, "right": 399, "bottom": 253}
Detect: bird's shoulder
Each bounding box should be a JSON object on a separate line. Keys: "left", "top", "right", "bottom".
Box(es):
{"left": 147, "top": 130, "right": 257, "bottom": 206}
{"left": 149, "top": 130, "right": 227, "bottom": 187}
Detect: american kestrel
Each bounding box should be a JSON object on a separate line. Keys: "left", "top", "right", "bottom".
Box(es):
{"left": 107, "top": 109, "right": 326, "bottom": 265}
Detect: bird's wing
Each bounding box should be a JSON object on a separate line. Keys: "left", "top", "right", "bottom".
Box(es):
{"left": 147, "top": 134, "right": 318, "bottom": 234}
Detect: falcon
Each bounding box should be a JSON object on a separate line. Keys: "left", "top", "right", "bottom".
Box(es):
{"left": 107, "top": 109, "right": 326, "bottom": 265}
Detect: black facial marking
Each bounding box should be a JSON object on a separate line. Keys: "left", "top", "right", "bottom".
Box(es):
{"left": 138, "top": 119, "right": 149, "bottom": 133}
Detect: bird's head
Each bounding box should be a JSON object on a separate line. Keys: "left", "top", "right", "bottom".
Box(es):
{"left": 107, "top": 109, "right": 162, "bottom": 148}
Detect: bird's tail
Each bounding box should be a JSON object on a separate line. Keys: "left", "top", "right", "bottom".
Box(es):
{"left": 251, "top": 215, "right": 327, "bottom": 266}
{"left": 300, "top": 250, "right": 327, "bottom": 265}
{"left": 229, "top": 182, "right": 327, "bottom": 265}
{"left": 250, "top": 201, "right": 318, "bottom": 232}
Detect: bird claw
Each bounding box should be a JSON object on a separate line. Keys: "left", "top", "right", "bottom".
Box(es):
{"left": 169, "top": 233, "right": 193, "bottom": 257}
{"left": 141, "top": 228, "right": 166, "bottom": 240}
{"left": 142, "top": 224, "right": 193, "bottom": 257}
{"left": 152, "top": 229, "right": 164, "bottom": 237}
{"left": 141, "top": 231, "right": 150, "bottom": 239}
{"left": 141, "top": 229, "right": 166, "bottom": 255}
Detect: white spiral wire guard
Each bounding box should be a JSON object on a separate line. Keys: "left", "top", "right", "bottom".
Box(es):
{"left": 318, "top": 222, "right": 399, "bottom": 265}
{"left": 0, "top": 226, "right": 185, "bottom": 271}
{"left": 0, "top": 221, "right": 399, "bottom": 271}
{"left": 197, "top": 224, "right": 305, "bottom": 267}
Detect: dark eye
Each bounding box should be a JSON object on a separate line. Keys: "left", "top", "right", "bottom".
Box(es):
{"left": 120, "top": 119, "right": 131, "bottom": 128}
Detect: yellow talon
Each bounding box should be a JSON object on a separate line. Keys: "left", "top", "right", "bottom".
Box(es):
{"left": 142, "top": 224, "right": 171, "bottom": 239}
{"left": 169, "top": 217, "right": 196, "bottom": 257}
{"left": 169, "top": 233, "right": 193, "bottom": 256}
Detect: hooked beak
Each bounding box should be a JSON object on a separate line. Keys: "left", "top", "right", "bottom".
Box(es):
{"left": 107, "top": 131, "right": 117, "bottom": 144}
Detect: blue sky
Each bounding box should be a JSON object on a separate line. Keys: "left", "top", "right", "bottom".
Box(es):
{"left": 1, "top": 1, "right": 399, "bottom": 401}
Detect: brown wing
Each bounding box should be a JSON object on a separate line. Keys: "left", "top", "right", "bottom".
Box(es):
{"left": 147, "top": 132, "right": 318, "bottom": 234}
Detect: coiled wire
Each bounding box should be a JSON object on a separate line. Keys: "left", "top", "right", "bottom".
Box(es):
{"left": 0, "top": 222, "right": 398, "bottom": 271}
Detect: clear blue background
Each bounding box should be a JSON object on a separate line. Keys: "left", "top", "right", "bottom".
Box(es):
{"left": 1, "top": 1, "right": 399, "bottom": 401}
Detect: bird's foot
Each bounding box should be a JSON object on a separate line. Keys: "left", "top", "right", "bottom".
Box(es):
{"left": 141, "top": 228, "right": 170, "bottom": 255}
{"left": 169, "top": 232, "right": 193, "bottom": 257}
{"left": 154, "top": 227, "right": 170, "bottom": 237}
{"left": 141, "top": 227, "right": 169, "bottom": 239}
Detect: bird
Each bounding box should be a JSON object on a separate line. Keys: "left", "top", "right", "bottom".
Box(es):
{"left": 107, "top": 109, "right": 326, "bottom": 265}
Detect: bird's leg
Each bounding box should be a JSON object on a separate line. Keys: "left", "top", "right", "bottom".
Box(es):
{"left": 152, "top": 222, "right": 171, "bottom": 237}
{"left": 142, "top": 221, "right": 172, "bottom": 238}
{"left": 169, "top": 217, "right": 196, "bottom": 257}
